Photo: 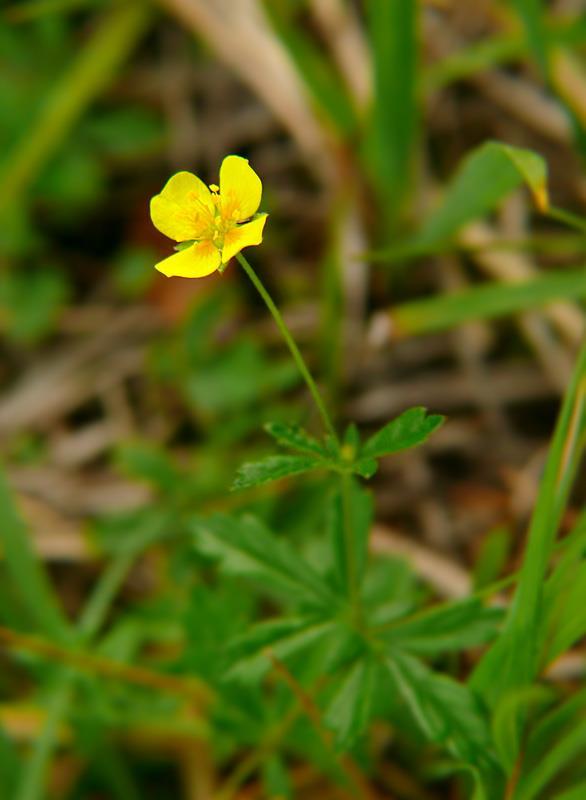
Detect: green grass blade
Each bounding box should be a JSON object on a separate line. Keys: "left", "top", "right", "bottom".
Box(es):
{"left": 512, "top": 0, "right": 550, "bottom": 79}
{"left": 366, "top": 0, "right": 418, "bottom": 227}
{"left": 389, "top": 268, "right": 586, "bottom": 337}
{"left": 472, "top": 341, "right": 586, "bottom": 704}
{"left": 516, "top": 718, "right": 586, "bottom": 800}
{"left": 0, "top": 723, "right": 20, "bottom": 796}
{"left": 264, "top": 4, "right": 357, "bottom": 137}
{"left": 16, "top": 673, "right": 73, "bottom": 800}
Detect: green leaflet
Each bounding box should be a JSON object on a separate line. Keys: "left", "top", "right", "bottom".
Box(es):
{"left": 264, "top": 421, "right": 328, "bottom": 457}
{"left": 191, "top": 513, "right": 337, "bottom": 609}
{"left": 384, "top": 651, "right": 500, "bottom": 777}
{"left": 324, "top": 656, "right": 378, "bottom": 750}
{"left": 232, "top": 454, "right": 326, "bottom": 490}
{"left": 384, "top": 597, "right": 503, "bottom": 656}
{"left": 361, "top": 407, "right": 445, "bottom": 459}
{"left": 226, "top": 616, "right": 341, "bottom": 684}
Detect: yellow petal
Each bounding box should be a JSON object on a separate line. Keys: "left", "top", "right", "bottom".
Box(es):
{"left": 219, "top": 156, "right": 262, "bottom": 222}
{"left": 221, "top": 214, "right": 268, "bottom": 264}
{"left": 150, "top": 171, "right": 214, "bottom": 242}
{"left": 155, "top": 241, "right": 221, "bottom": 278}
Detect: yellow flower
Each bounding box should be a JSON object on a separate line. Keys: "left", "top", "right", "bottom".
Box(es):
{"left": 150, "top": 155, "right": 268, "bottom": 278}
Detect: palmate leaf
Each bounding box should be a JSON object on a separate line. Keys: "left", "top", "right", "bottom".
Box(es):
{"left": 232, "top": 454, "right": 326, "bottom": 490}
{"left": 361, "top": 407, "right": 445, "bottom": 459}
{"left": 324, "top": 655, "right": 378, "bottom": 750}
{"left": 190, "top": 513, "right": 337, "bottom": 609}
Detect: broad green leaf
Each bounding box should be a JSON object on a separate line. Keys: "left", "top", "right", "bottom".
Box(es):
{"left": 415, "top": 141, "right": 549, "bottom": 248}
{"left": 327, "top": 478, "right": 373, "bottom": 594}
{"left": 374, "top": 141, "right": 548, "bottom": 261}
{"left": 324, "top": 656, "right": 378, "bottom": 750}
{"left": 191, "top": 514, "right": 337, "bottom": 608}
{"left": 385, "top": 651, "right": 498, "bottom": 773}
{"left": 385, "top": 598, "right": 502, "bottom": 655}
{"left": 361, "top": 407, "right": 444, "bottom": 459}
{"left": 0, "top": 467, "right": 72, "bottom": 642}
{"left": 472, "top": 342, "right": 586, "bottom": 706}
{"left": 264, "top": 422, "right": 327, "bottom": 457}
{"left": 389, "top": 268, "right": 586, "bottom": 337}
{"left": 232, "top": 454, "right": 326, "bottom": 490}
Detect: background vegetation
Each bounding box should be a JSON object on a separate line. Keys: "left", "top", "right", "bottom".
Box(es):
{"left": 1, "top": 1, "right": 585, "bottom": 798}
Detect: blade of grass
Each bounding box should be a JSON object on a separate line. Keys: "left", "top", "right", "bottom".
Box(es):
{"left": 0, "top": 1, "right": 150, "bottom": 217}
{"left": 472, "top": 341, "right": 586, "bottom": 705}
{"left": 366, "top": 0, "right": 419, "bottom": 229}
{"left": 512, "top": 0, "right": 550, "bottom": 79}
{"left": 16, "top": 673, "right": 73, "bottom": 800}
{"left": 264, "top": 3, "right": 357, "bottom": 138}
{"left": 388, "top": 268, "right": 586, "bottom": 337}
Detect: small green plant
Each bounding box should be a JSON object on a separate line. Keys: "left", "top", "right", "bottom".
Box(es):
{"left": 2, "top": 2, "right": 586, "bottom": 796}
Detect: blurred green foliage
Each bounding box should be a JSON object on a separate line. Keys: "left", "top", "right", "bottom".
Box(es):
{"left": 0, "top": 1, "right": 585, "bottom": 799}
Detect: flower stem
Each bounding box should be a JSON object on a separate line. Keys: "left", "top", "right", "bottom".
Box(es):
{"left": 236, "top": 253, "right": 339, "bottom": 445}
